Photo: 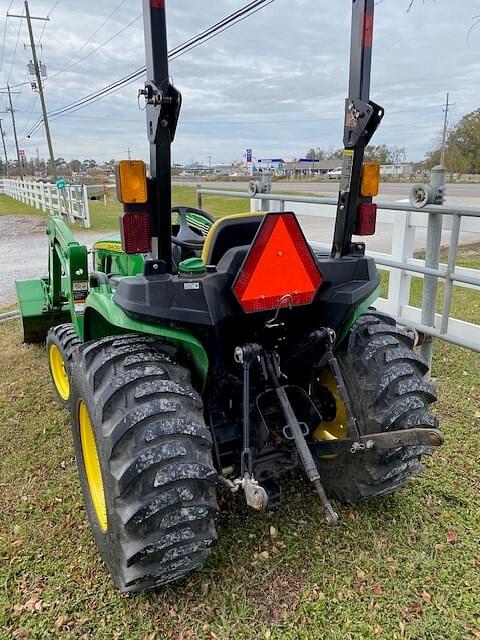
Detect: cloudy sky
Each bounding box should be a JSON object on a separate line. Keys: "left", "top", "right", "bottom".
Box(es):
{"left": 0, "top": 0, "right": 479, "bottom": 166}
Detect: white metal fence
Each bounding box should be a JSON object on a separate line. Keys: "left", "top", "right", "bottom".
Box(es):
{"left": 1, "top": 178, "right": 91, "bottom": 228}
{"left": 198, "top": 187, "right": 480, "bottom": 357}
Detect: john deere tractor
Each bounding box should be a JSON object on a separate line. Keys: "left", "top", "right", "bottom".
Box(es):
{"left": 16, "top": 0, "right": 443, "bottom": 592}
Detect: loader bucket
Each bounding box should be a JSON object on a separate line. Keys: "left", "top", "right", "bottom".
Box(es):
{"left": 16, "top": 279, "right": 68, "bottom": 343}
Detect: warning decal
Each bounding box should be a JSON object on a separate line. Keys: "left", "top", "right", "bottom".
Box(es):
{"left": 340, "top": 150, "right": 354, "bottom": 193}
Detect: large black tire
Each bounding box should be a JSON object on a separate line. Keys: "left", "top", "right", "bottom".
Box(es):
{"left": 69, "top": 334, "right": 218, "bottom": 592}
{"left": 46, "top": 323, "right": 81, "bottom": 407}
{"left": 315, "top": 311, "right": 438, "bottom": 503}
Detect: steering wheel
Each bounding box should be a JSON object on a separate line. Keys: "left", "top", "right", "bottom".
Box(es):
{"left": 171, "top": 206, "right": 215, "bottom": 250}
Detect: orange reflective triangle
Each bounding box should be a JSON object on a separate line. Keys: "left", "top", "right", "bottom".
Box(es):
{"left": 233, "top": 213, "right": 323, "bottom": 313}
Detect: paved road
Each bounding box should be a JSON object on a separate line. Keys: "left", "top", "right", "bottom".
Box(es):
{"left": 181, "top": 180, "right": 480, "bottom": 208}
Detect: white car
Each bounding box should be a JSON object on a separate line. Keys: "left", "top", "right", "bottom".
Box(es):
{"left": 326, "top": 167, "right": 343, "bottom": 180}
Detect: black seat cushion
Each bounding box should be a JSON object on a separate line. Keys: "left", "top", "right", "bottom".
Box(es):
{"left": 206, "top": 215, "right": 263, "bottom": 265}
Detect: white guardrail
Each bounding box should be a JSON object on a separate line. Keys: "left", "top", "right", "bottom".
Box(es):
{"left": 197, "top": 188, "right": 480, "bottom": 357}
{"left": 1, "top": 178, "right": 90, "bottom": 228}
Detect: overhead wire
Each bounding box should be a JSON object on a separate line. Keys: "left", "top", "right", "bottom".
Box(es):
{"left": 0, "top": 1, "right": 15, "bottom": 76}
{"left": 26, "top": 0, "right": 277, "bottom": 137}
{"left": 54, "top": 0, "right": 128, "bottom": 75}
{"left": 47, "top": 12, "right": 142, "bottom": 80}
{"left": 6, "top": 7, "right": 23, "bottom": 86}
{"left": 38, "top": 0, "right": 62, "bottom": 44}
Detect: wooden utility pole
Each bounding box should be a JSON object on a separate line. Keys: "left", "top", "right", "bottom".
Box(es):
{"left": 440, "top": 92, "right": 450, "bottom": 167}
{"left": 0, "top": 119, "right": 9, "bottom": 176}
{"left": 0, "top": 85, "right": 23, "bottom": 176}
{"left": 8, "top": 1, "right": 56, "bottom": 179}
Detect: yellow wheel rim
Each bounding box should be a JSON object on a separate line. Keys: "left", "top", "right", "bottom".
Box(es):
{"left": 49, "top": 344, "right": 70, "bottom": 401}
{"left": 79, "top": 402, "right": 108, "bottom": 533}
{"left": 312, "top": 368, "right": 348, "bottom": 443}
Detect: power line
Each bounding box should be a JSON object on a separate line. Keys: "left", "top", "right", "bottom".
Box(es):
{"left": 26, "top": 0, "right": 278, "bottom": 136}
{"left": 54, "top": 0, "right": 128, "bottom": 75}
{"left": 0, "top": 1, "right": 15, "bottom": 76}
{"left": 6, "top": 7, "right": 23, "bottom": 86}
{"left": 38, "top": 0, "right": 61, "bottom": 44}
{"left": 47, "top": 12, "right": 141, "bottom": 80}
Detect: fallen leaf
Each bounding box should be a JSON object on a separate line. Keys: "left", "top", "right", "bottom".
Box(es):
{"left": 55, "top": 616, "right": 66, "bottom": 629}
{"left": 466, "top": 625, "right": 480, "bottom": 639}
{"left": 259, "top": 551, "right": 270, "bottom": 560}
{"left": 269, "top": 526, "right": 278, "bottom": 539}
{"left": 446, "top": 530, "right": 458, "bottom": 544}
{"left": 374, "top": 625, "right": 383, "bottom": 637}
{"left": 371, "top": 585, "right": 384, "bottom": 596}
{"left": 356, "top": 567, "right": 366, "bottom": 580}
{"left": 421, "top": 590, "right": 432, "bottom": 603}
{"left": 24, "top": 597, "right": 43, "bottom": 613}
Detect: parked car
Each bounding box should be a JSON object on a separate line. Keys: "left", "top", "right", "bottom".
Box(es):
{"left": 326, "top": 167, "right": 343, "bottom": 179}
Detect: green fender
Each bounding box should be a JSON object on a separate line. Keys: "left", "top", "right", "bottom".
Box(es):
{"left": 336, "top": 286, "right": 380, "bottom": 346}
{"left": 84, "top": 288, "right": 209, "bottom": 384}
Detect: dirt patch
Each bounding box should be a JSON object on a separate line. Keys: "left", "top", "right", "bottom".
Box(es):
{"left": 0, "top": 215, "right": 46, "bottom": 237}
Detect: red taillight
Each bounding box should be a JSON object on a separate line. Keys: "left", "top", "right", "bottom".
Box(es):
{"left": 232, "top": 212, "right": 323, "bottom": 314}
{"left": 120, "top": 212, "right": 151, "bottom": 254}
{"left": 354, "top": 203, "right": 377, "bottom": 236}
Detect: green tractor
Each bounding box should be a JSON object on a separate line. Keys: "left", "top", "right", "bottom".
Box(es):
{"left": 16, "top": 0, "right": 443, "bottom": 592}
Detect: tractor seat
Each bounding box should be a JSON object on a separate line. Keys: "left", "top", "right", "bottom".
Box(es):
{"left": 201, "top": 213, "right": 264, "bottom": 265}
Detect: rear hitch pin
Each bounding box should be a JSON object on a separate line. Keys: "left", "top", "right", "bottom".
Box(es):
{"left": 235, "top": 344, "right": 269, "bottom": 512}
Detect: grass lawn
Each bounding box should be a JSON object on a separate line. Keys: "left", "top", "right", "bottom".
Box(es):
{"left": 378, "top": 243, "right": 480, "bottom": 325}
{"left": 0, "top": 250, "right": 479, "bottom": 639}
{"left": 0, "top": 188, "right": 250, "bottom": 233}
{"left": 0, "top": 188, "right": 321, "bottom": 233}
{"left": 0, "top": 321, "right": 479, "bottom": 640}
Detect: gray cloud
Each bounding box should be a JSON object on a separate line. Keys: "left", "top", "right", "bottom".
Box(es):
{"left": 0, "top": 0, "right": 478, "bottom": 165}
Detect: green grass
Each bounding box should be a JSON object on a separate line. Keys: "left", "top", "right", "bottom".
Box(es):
{"left": 0, "top": 322, "right": 479, "bottom": 640}
{"left": 378, "top": 243, "right": 480, "bottom": 325}
{"left": 1, "top": 250, "right": 479, "bottom": 639}
{"left": 1, "top": 205, "right": 479, "bottom": 638}
{"left": 0, "top": 188, "right": 250, "bottom": 234}
{"left": 0, "top": 194, "right": 41, "bottom": 217}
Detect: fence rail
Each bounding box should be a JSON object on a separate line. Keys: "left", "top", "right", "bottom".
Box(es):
{"left": 1, "top": 178, "right": 90, "bottom": 228}
{"left": 197, "top": 187, "right": 480, "bottom": 358}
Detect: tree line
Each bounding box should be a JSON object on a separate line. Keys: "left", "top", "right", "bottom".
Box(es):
{"left": 304, "top": 145, "right": 407, "bottom": 165}
{"left": 304, "top": 107, "right": 480, "bottom": 175}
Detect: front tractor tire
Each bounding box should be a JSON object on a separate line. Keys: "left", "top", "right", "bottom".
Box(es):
{"left": 47, "top": 324, "right": 81, "bottom": 406}
{"left": 314, "top": 311, "right": 438, "bottom": 503}
{"left": 69, "top": 334, "right": 218, "bottom": 592}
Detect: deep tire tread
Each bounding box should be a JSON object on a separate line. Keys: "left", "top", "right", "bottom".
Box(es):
{"left": 70, "top": 334, "right": 218, "bottom": 592}
{"left": 317, "top": 310, "right": 438, "bottom": 503}
{"left": 46, "top": 323, "right": 82, "bottom": 406}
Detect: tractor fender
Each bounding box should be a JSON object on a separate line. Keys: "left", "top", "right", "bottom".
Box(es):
{"left": 83, "top": 288, "right": 209, "bottom": 384}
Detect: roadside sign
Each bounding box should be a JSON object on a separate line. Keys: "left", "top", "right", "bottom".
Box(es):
{"left": 56, "top": 177, "right": 66, "bottom": 190}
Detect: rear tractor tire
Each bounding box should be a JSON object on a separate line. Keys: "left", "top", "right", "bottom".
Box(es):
{"left": 46, "top": 323, "right": 81, "bottom": 406}
{"left": 312, "top": 311, "right": 438, "bottom": 503}
{"left": 69, "top": 334, "right": 218, "bottom": 592}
